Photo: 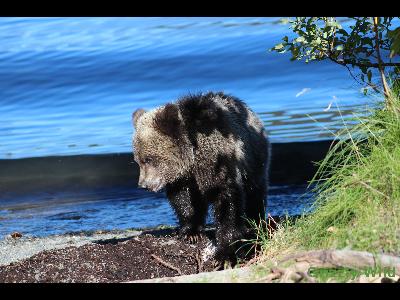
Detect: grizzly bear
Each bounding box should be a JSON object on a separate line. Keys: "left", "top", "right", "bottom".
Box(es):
{"left": 132, "top": 91, "right": 270, "bottom": 266}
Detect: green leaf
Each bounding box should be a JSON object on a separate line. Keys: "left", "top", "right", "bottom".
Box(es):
{"left": 388, "top": 27, "right": 400, "bottom": 38}
{"left": 336, "top": 45, "right": 344, "bottom": 51}
{"left": 366, "top": 37, "right": 373, "bottom": 46}
{"left": 367, "top": 70, "right": 372, "bottom": 82}
{"left": 279, "top": 18, "right": 291, "bottom": 25}
{"left": 338, "top": 29, "right": 349, "bottom": 36}
{"left": 389, "top": 27, "right": 400, "bottom": 58}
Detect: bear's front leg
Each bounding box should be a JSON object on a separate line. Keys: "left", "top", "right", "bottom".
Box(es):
{"left": 166, "top": 179, "right": 207, "bottom": 244}
{"left": 212, "top": 183, "right": 248, "bottom": 269}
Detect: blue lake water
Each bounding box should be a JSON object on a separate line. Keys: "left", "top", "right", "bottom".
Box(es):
{"left": 0, "top": 17, "right": 371, "bottom": 160}
{"left": 0, "top": 184, "right": 315, "bottom": 237}
{"left": 0, "top": 17, "right": 378, "bottom": 238}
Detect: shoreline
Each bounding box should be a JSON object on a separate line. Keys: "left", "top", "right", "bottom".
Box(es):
{"left": 0, "top": 226, "right": 219, "bottom": 282}
{"left": 0, "top": 140, "right": 334, "bottom": 197}
{"left": 0, "top": 213, "right": 297, "bottom": 267}
{"left": 3, "top": 226, "right": 398, "bottom": 283}
{"left": 0, "top": 228, "right": 144, "bottom": 267}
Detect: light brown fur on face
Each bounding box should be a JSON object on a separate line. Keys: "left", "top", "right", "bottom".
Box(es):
{"left": 137, "top": 162, "right": 164, "bottom": 192}
{"left": 132, "top": 107, "right": 191, "bottom": 192}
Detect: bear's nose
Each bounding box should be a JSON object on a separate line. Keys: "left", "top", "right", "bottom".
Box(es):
{"left": 138, "top": 179, "right": 147, "bottom": 189}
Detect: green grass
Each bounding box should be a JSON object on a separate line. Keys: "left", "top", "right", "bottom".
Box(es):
{"left": 257, "top": 90, "right": 400, "bottom": 260}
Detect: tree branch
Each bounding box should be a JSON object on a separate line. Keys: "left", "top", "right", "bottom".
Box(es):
{"left": 332, "top": 56, "right": 400, "bottom": 68}
{"left": 373, "top": 17, "right": 391, "bottom": 100}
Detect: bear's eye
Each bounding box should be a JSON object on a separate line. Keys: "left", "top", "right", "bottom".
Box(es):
{"left": 143, "top": 157, "right": 152, "bottom": 164}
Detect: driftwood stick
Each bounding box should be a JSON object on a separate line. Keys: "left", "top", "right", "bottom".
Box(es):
{"left": 244, "top": 255, "right": 260, "bottom": 267}
{"left": 254, "top": 271, "right": 282, "bottom": 283}
{"left": 279, "top": 249, "right": 400, "bottom": 275}
{"left": 151, "top": 254, "right": 182, "bottom": 276}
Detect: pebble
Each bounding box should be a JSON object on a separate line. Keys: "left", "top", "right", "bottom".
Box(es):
{"left": 10, "top": 232, "right": 22, "bottom": 239}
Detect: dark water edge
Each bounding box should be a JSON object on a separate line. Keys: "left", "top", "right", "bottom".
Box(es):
{"left": 0, "top": 140, "right": 333, "bottom": 195}
{"left": 0, "top": 184, "right": 313, "bottom": 238}
{"left": 0, "top": 140, "right": 332, "bottom": 238}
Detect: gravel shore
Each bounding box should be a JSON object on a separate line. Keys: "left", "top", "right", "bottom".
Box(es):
{"left": 0, "top": 227, "right": 221, "bottom": 283}
{"left": 0, "top": 229, "right": 143, "bottom": 267}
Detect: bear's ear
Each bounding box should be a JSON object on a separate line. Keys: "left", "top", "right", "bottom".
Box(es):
{"left": 132, "top": 109, "right": 146, "bottom": 128}
{"left": 153, "top": 103, "right": 182, "bottom": 139}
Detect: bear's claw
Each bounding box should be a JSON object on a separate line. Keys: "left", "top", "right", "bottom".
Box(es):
{"left": 180, "top": 233, "right": 202, "bottom": 244}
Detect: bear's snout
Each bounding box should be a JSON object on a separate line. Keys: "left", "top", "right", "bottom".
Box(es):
{"left": 138, "top": 173, "right": 164, "bottom": 192}
{"left": 137, "top": 173, "right": 147, "bottom": 189}
{"left": 138, "top": 178, "right": 147, "bottom": 189}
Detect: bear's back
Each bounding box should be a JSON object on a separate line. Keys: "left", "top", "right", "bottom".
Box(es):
{"left": 176, "top": 92, "right": 269, "bottom": 176}
{"left": 177, "top": 91, "right": 265, "bottom": 139}
{"left": 210, "top": 92, "right": 265, "bottom": 137}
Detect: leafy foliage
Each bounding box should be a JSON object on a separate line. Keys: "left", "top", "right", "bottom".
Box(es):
{"left": 388, "top": 27, "right": 400, "bottom": 58}
{"left": 271, "top": 17, "right": 400, "bottom": 95}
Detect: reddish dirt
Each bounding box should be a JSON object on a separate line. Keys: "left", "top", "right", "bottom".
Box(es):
{"left": 0, "top": 229, "right": 222, "bottom": 283}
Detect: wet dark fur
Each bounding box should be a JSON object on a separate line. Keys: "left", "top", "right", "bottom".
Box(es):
{"left": 133, "top": 92, "right": 270, "bottom": 264}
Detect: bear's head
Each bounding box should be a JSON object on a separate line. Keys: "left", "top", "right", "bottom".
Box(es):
{"left": 132, "top": 104, "right": 190, "bottom": 192}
